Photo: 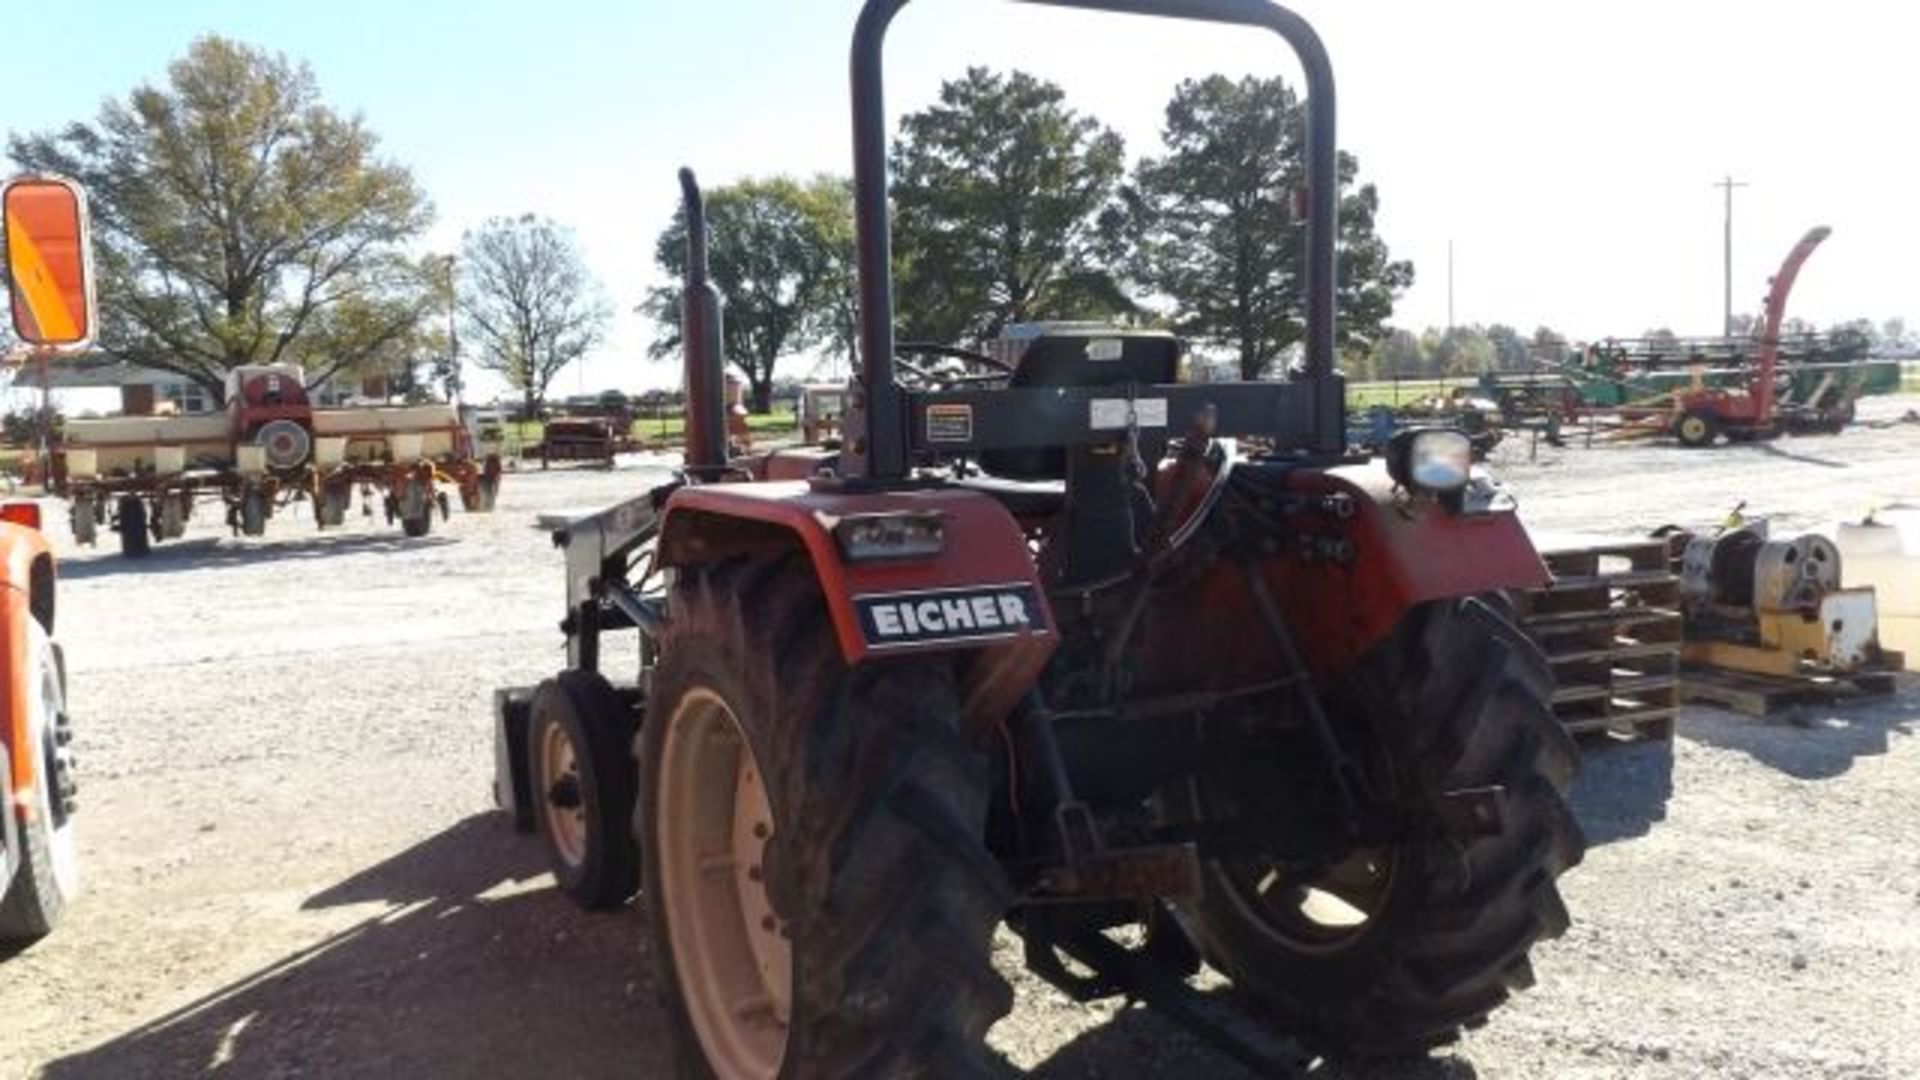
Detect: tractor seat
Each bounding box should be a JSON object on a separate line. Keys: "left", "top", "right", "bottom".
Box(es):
{"left": 950, "top": 474, "right": 1066, "bottom": 518}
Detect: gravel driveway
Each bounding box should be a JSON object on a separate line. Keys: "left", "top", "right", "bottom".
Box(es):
{"left": 4, "top": 397, "right": 1915, "bottom": 1079}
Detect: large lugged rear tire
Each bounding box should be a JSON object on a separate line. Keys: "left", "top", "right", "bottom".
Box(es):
{"left": 1, "top": 620, "right": 79, "bottom": 945}
{"left": 1179, "top": 597, "right": 1584, "bottom": 1057}
{"left": 641, "top": 557, "right": 1012, "bottom": 1079}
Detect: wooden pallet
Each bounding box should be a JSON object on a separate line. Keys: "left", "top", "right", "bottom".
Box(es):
{"left": 1516, "top": 534, "right": 1684, "bottom": 741}
{"left": 1681, "top": 664, "right": 1902, "bottom": 717}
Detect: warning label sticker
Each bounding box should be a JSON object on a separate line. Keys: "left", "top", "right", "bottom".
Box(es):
{"left": 1089, "top": 397, "right": 1169, "bottom": 431}
{"left": 925, "top": 404, "right": 974, "bottom": 443}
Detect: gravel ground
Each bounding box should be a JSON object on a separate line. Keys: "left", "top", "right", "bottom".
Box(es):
{"left": 2, "top": 396, "right": 1916, "bottom": 1079}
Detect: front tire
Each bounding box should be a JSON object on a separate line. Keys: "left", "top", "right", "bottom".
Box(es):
{"left": 1, "top": 620, "right": 79, "bottom": 945}
{"left": 116, "top": 495, "right": 150, "bottom": 558}
{"left": 641, "top": 558, "right": 1011, "bottom": 1078}
{"left": 1178, "top": 597, "right": 1584, "bottom": 1057}
{"left": 1675, "top": 409, "right": 1720, "bottom": 448}
{"left": 239, "top": 490, "right": 269, "bottom": 537}
{"left": 527, "top": 671, "right": 639, "bottom": 910}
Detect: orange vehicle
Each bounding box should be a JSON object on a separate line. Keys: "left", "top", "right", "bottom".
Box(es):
{"left": 2, "top": 175, "right": 92, "bottom": 943}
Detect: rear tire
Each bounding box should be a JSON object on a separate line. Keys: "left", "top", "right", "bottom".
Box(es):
{"left": 398, "top": 476, "right": 432, "bottom": 537}
{"left": 116, "top": 495, "right": 149, "bottom": 558}
{"left": 239, "top": 491, "right": 268, "bottom": 537}
{"left": 70, "top": 496, "right": 99, "bottom": 547}
{"left": 528, "top": 671, "right": 639, "bottom": 910}
{"left": 642, "top": 557, "right": 1012, "bottom": 1078}
{"left": 1, "top": 620, "right": 78, "bottom": 945}
{"left": 1177, "top": 597, "right": 1583, "bottom": 1057}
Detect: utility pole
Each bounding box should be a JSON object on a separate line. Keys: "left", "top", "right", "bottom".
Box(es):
{"left": 444, "top": 254, "right": 462, "bottom": 406}
{"left": 1446, "top": 240, "right": 1455, "bottom": 333}
{"left": 1714, "top": 176, "right": 1749, "bottom": 336}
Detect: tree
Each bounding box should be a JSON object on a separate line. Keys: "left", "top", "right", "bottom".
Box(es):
{"left": 1485, "top": 323, "right": 1530, "bottom": 372}
{"left": 1373, "top": 328, "right": 1428, "bottom": 380}
{"left": 1127, "top": 75, "right": 1413, "bottom": 380}
{"left": 1427, "top": 325, "right": 1494, "bottom": 377}
{"left": 8, "top": 36, "right": 433, "bottom": 402}
{"left": 644, "top": 175, "right": 851, "bottom": 412}
{"left": 1879, "top": 317, "right": 1911, "bottom": 352}
{"left": 459, "top": 215, "right": 610, "bottom": 419}
{"left": 1530, "top": 326, "right": 1570, "bottom": 366}
{"left": 891, "top": 68, "right": 1131, "bottom": 345}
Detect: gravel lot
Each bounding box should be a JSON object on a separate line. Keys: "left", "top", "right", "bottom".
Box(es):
{"left": 3, "top": 395, "right": 1916, "bottom": 1079}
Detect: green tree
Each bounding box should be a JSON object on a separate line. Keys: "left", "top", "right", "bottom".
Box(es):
{"left": 1373, "top": 328, "right": 1428, "bottom": 380}
{"left": 891, "top": 68, "right": 1131, "bottom": 345}
{"left": 1425, "top": 325, "right": 1494, "bottom": 377}
{"left": 8, "top": 36, "right": 433, "bottom": 402}
{"left": 1531, "top": 326, "right": 1569, "bottom": 366}
{"left": 1128, "top": 75, "right": 1413, "bottom": 380}
{"left": 1485, "top": 323, "right": 1530, "bottom": 372}
{"left": 645, "top": 175, "right": 850, "bottom": 412}
{"left": 459, "top": 215, "right": 610, "bottom": 419}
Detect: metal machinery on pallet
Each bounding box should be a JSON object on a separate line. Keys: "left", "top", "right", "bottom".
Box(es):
{"left": 1674, "top": 522, "right": 1900, "bottom": 679}
{"left": 53, "top": 364, "right": 502, "bottom": 556}
{"left": 2, "top": 174, "right": 91, "bottom": 944}
{"left": 494, "top": 1, "right": 1584, "bottom": 1072}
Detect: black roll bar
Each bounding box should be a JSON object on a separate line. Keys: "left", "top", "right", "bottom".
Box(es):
{"left": 849, "top": 0, "right": 1340, "bottom": 479}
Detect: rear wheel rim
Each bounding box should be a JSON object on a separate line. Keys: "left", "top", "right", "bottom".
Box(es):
{"left": 538, "top": 722, "right": 588, "bottom": 868}
{"left": 1218, "top": 846, "right": 1398, "bottom": 954}
{"left": 658, "top": 686, "right": 790, "bottom": 1079}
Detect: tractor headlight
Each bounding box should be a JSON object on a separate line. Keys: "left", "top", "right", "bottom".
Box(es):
{"left": 1386, "top": 428, "right": 1472, "bottom": 495}
{"left": 832, "top": 511, "right": 947, "bottom": 563}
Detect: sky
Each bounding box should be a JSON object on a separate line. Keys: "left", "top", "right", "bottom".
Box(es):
{"left": 6, "top": 0, "right": 1918, "bottom": 401}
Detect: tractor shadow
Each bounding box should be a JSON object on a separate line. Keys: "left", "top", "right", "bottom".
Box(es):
{"left": 58, "top": 532, "right": 457, "bottom": 578}
{"left": 1676, "top": 683, "right": 1917, "bottom": 781}
{"left": 1027, "top": 998, "right": 1478, "bottom": 1079}
{"left": 1566, "top": 734, "right": 1676, "bottom": 846}
{"left": 42, "top": 814, "right": 674, "bottom": 1079}
{"left": 1744, "top": 438, "right": 1850, "bottom": 469}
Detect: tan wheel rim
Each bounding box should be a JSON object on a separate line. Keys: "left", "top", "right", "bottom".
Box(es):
{"left": 657, "top": 687, "right": 790, "bottom": 1079}
{"left": 1681, "top": 416, "right": 1708, "bottom": 441}
{"left": 1222, "top": 846, "right": 1398, "bottom": 955}
{"left": 539, "top": 721, "right": 588, "bottom": 868}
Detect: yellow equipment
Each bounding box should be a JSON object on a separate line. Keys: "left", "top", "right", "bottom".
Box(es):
{"left": 1677, "top": 524, "right": 1893, "bottom": 678}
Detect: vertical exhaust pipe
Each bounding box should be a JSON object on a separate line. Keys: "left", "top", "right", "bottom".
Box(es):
{"left": 679, "top": 167, "right": 729, "bottom": 474}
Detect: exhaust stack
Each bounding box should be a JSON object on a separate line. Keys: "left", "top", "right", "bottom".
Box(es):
{"left": 679, "top": 167, "right": 729, "bottom": 474}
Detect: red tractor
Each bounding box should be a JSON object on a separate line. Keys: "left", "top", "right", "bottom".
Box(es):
{"left": 495, "top": 0, "right": 1583, "bottom": 1071}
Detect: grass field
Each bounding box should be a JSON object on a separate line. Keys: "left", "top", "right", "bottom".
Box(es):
{"left": 1344, "top": 378, "right": 1469, "bottom": 410}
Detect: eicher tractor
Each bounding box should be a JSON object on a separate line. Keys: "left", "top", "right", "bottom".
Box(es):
{"left": 2, "top": 175, "right": 91, "bottom": 946}
{"left": 494, "top": 0, "right": 1584, "bottom": 1073}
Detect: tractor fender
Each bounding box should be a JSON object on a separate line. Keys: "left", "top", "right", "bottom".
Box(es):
{"left": 1271, "top": 461, "right": 1548, "bottom": 673}
{"left": 1139, "top": 460, "right": 1548, "bottom": 690}
{"left": 658, "top": 482, "right": 1056, "bottom": 732}
{"left": 0, "top": 523, "right": 55, "bottom": 811}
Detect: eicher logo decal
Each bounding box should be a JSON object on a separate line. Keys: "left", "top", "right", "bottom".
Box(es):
{"left": 854, "top": 583, "right": 1047, "bottom": 649}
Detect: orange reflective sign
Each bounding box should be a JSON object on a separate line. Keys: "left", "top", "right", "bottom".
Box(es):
{"left": 3, "top": 177, "right": 95, "bottom": 348}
